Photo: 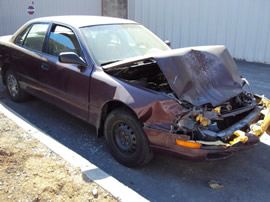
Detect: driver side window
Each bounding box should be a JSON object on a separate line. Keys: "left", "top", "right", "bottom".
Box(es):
{"left": 47, "top": 25, "right": 81, "bottom": 57}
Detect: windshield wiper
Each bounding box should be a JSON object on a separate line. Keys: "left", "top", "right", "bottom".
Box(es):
{"left": 101, "top": 60, "right": 121, "bottom": 66}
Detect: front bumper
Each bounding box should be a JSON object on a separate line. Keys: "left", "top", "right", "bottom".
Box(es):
{"left": 145, "top": 127, "right": 259, "bottom": 160}
{"left": 144, "top": 97, "right": 270, "bottom": 161}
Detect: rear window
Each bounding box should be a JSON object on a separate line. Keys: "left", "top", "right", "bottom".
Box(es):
{"left": 23, "top": 23, "right": 49, "bottom": 52}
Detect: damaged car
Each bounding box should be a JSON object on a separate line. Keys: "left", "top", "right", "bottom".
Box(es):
{"left": 0, "top": 16, "right": 270, "bottom": 167}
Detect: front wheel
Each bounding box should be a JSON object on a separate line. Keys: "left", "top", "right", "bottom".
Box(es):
{"left": 104, "top": 108, "right": 153, "bottom": 167}
{"left": 5, "top": 69, "right": 30, "bottom": 102}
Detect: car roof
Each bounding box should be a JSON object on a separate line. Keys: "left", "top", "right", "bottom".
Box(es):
{"left": 27, "top": 15, "right": 137, "bottom": 28}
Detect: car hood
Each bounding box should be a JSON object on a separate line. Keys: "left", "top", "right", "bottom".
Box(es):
{"left": 154, "top": 45, "right": 243, "bottom": 106}
{"left": 103, "top": 45, "right": 243, "bottom": 107}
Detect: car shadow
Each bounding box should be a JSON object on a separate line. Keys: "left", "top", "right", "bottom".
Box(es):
{"left": 1, "top": 88, "right": 270, "bottom": 201}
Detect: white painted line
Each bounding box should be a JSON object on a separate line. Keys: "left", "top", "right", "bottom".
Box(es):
{"left": 0, "top": 102, "right": 149, "bottom": 202}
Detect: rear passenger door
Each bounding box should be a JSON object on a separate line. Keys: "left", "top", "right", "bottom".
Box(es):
{"left": 12, "top": 23, "right": 49, "bottom": 94}
{"left": 39, "top": 24, "right": 91, "bottom": 121}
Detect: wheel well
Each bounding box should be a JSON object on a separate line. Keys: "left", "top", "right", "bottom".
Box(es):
{"left": 97, "top": 100, "right": 138, "bottom": 137}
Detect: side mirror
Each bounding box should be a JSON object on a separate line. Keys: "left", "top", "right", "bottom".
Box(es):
{"left": 59, "top": 52, "right": 86, "bottom": 66}
{"left": 165, "top": 40, "right": 171, "bottom": 47}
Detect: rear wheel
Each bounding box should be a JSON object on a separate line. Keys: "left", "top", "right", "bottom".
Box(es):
{"left": 104, "top": 108, "right": 153, "bottom": 167}
{"left": 5, "top": 69, "right": 30, "bottom": 102}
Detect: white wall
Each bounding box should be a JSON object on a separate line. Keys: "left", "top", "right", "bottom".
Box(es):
{"left": 128, "top": 0, "right": 270, "bottom": 64}
{"left": 0, "top": 0, "right": 101, "bottom": 36}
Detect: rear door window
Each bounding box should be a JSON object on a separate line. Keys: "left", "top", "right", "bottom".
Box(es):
{"left": 47, "top": 25, "right": 82, "bottom": 57}
{"left": 23, "top": 23, "right": 49, "bottom": 52}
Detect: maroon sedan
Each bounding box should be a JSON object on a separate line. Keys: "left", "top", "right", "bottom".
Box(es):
{"left": 0, "top": 16, "right": 270, "bottom": 167}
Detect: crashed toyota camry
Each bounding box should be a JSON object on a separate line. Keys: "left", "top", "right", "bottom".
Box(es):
{"left": 0, "top": 16, "right": 270, "bottom": 167}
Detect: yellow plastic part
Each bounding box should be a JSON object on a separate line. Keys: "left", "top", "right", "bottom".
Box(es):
{"left": 250, "top": 123, "right": 264, "bottom": 136}
{"left": 229, "top": 130, "right": 248, "bottom": 145}
{"left": 212, "top": 106, "right": 221, "bottom": 114}
{"left": 250, "top": 98, "right": 270, "bottom": 136}
{"left": 196, "top": 114, "right": 211, "bottom": 126}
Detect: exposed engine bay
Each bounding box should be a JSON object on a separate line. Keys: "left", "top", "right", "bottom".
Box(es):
{"left": 105, "top": 59, "right": 173, "bottom": 93}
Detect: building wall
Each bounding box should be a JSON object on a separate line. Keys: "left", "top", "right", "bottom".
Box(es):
{"left": 128, "top": 0, "right": 270, "bottom": 64}
{"left": 0, "top": 0, "right": 101, "bottom": 36}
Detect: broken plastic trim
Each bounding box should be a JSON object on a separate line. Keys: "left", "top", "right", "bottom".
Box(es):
{"left": 187, "top": 98, "right": 270, "bottom": 147}
{"left": 216, "top": 107, "right": 261, "bottom": 141}
{"left": 195, "top": 140, "right": 229, "bottom": 146}
{"left": 250, "top": 97, "right": 270, "bottom": 136}
{"left": 229, "top": 130, "right": 248, "bottom": 145}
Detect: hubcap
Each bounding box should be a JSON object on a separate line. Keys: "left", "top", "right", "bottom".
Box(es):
{"left": 114, "top": 122, "right": 136, "bottom": 154}
{"left": 7, "top": 74, "right": 19, "bottom": 97}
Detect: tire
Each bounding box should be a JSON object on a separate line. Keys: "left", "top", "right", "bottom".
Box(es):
{"left": 5, "top": 69, "right": 30, "bottom": 102}
{"left": 104, "top": 108, "right": 154, "bottom": 167}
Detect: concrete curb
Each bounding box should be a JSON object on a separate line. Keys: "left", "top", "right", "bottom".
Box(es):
{"left": 0, "top": 102, "right": 148, "bottom": 202}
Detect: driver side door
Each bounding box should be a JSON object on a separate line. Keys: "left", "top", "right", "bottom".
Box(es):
{"left": 38, "top": 24, "right": 91, "bottom": 121}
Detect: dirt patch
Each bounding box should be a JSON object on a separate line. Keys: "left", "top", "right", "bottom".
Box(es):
{"left": 0, "top": 112, "right": 117, "bottom": 201}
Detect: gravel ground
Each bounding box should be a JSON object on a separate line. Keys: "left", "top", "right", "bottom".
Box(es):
{"left": 0, "top": 112, "right": 117, "bottom": 202}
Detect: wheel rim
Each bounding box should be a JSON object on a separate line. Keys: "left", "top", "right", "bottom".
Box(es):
{"left": 113, "top": 122, "right": 137, "bottom": 154}
{"left": 7, "top": 74, "right": 19, "bottom": 97}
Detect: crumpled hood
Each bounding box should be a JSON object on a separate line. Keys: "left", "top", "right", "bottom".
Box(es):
{"left": 154, "top": 45, "right": 243, "bottom": 106}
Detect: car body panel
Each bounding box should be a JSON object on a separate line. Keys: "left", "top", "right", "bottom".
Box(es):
{"left": 154, "top": 46, "right": 243, "bottom": 106}
{"left": 88, "top": 67, "right": 172, "bottom": 126}
{"left": 37, "top": 53, "right": 91, "bottom": 120}
{"left": 0, "top": 37, "right": 44, "bottom": 92}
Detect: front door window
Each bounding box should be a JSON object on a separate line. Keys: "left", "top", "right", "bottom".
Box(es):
{"left": 47, "top": 25, "right": 82, "bottom": 57}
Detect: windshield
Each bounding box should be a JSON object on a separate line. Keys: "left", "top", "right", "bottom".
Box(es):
{"left": 80, "top": 24, "right": 170, "bottom": 66}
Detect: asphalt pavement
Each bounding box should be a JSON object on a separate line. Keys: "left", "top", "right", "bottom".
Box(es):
{"left": 0, "top": 60, "right": 270, "bottom": 202}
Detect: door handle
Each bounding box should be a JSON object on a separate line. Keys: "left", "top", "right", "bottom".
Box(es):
{"left": 41, "top": 63, "right": 49, "bottom": 71}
